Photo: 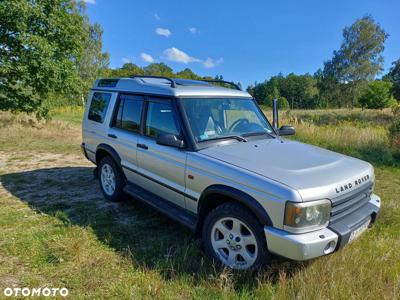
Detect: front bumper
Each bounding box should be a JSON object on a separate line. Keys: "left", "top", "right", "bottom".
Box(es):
{"left": 264, "top": 194, "right": 381, "bottom": 261}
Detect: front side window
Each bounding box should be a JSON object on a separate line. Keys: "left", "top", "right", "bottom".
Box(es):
{"left": 181, "top": 98, "right": 273, "bottom": 142}
{"left": 114, "top": 94, "right": 143, "bottom": 133}
{"left": 88, "top": 92, "right": 112, "bottom": 123}
{"left": 145, "top": 101, "right": 180, "bottom": 138}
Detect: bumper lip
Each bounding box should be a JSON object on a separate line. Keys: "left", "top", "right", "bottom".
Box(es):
{"left": 264, "top": 226, "right": 339, "bottom": 261}
{"left": 265, "top": 194, "right": 381, "bottom": 261}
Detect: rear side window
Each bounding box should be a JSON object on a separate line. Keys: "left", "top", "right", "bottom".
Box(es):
{"left": 88, "top": 92, "right": 112, "bottom": 123}
{"left": 113, "top": 94, "right": 143, "bottom": 133}
{"left": 145, "top": 101, "right": 180, "bottom": 138}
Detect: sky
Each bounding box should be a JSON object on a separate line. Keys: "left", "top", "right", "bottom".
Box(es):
{"left": 84, "top": 0, "right": 400, "bottom": 88}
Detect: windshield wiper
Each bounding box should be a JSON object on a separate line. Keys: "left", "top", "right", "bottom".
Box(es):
{"left": 205, "top": 135, "right": 248, "bottom": 142}
{"left": 243, "top": 131, "right": 276, "bottom": 139}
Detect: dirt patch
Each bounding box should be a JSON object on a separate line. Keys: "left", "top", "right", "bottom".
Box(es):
{"left": 0, "top": 151, "right": 89, "bottom": 174}
{"left": 0, "top": 151, "right": 128, "bottom": 215}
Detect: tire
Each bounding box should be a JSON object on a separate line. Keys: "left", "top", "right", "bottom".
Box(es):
{"left": 98, "top": 156, "right": 125, "bottom": 202}
{"left": 202, "top": 202, "right": 271, "bottom": 270}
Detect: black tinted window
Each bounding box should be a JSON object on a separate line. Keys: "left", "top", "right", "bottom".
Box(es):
{"left": 146, "top": 101, "right": 179, "bottom": 138}
{"left": 114, "top": 94, "right": 143, "bottom": 133}
{"left": 88, "top": 92, "right": 112, "bottom": 123}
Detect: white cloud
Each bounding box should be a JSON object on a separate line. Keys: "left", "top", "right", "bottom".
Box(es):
{"left": 155, "top": 27, "right": 171, "bottom": 37}
{"left": 122, "top": 56, "right": 136, "bottom": 64}
{"left": 82, "top": 0, "right": 96, "bottom": 4}
{"left": 162, "top": 47, "right": 200, "bottom": 64}
{"left": 202, "top": 57, "right": 224, "bottom": 68}
{"left": 189, "top": 27, "right": 198, "bottom": 34}
{"left": 140, "top": 52, "right": 155, "bottom": 63}
{"left": 154, "top": 13, "right": 160, "bottom": 21}
{"left": 161, "top": 47, "right": 223, "bottom": 68}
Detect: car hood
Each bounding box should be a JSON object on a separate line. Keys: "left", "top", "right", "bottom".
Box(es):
{"left": 199, "top": 138, "right": 374, "bottom": 201}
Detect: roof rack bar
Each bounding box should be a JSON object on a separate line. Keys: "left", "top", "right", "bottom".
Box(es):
{"left": 130, "top": 75, "right": 176, "bottom": 88}
{"left": 202, "top": 80, "right": 241, "bottom": 91}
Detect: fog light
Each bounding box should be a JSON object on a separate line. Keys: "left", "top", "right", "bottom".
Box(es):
{"left": 324, "top": 241, "right": 336, "bottom": 254}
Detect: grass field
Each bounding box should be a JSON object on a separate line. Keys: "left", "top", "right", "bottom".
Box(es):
{"left": 0, "top": 107, "right": 399, "bottom": 299}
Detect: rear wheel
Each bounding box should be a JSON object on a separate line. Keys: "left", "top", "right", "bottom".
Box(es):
{"left": 202, "top": 202, "right": 271, "bottom": 270}
{"left": 98, "top": 156, "right": 124, "bottom": 202}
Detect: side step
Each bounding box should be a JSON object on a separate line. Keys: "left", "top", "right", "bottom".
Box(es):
{"left": 123, "top": 183, "right": 197, "bottom": 231}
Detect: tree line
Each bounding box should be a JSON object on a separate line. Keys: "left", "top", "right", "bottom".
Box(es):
{"left": 103, "top": 62, "right": 229, "bottom": 86}
{"left": 247, "top": 16, "right": 400, "bottom": 109}
{"left": 1, "top": 2, "right": 399, "bottom": 118}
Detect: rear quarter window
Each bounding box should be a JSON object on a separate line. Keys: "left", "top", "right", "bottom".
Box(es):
{"left": 88, "top": 92, "right": 112, "bottom": 123}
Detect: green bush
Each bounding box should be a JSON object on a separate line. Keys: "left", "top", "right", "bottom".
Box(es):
{"left": 358, "top": 81, "right": 396, "bottom": 109}
{"left": 389, "top": 117, "right": 400, "bottom": 148}
{"left": 278, "top": 97, "right": 290, "bottom": 109}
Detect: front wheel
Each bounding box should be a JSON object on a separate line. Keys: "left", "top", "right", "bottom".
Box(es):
{"left": 202, "top": 202, "right": 271, "bottom": 270}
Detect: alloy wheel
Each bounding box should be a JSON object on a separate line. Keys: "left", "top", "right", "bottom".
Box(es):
{"left": 100, "top": 163, "right": 116, "bottom": 196}
{"left": 211, "top": 217, "right": 258, "bottom": 269}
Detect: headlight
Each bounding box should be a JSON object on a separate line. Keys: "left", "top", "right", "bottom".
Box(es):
{"left": 284, "top": 200, "right": 331, "bottom": 233}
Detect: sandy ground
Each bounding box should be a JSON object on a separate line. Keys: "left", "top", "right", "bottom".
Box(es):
{"left": 0, "top": 151, "right": 123, "bottom": 213}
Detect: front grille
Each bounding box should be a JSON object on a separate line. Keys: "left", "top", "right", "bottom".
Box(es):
{"left": 330, "top": 182, "right": 373, "bottom": 224}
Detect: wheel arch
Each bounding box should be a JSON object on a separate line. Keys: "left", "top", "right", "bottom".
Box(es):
{"left": 96, "top": 144, "right": 121, "bottom": 164}
{"left": 95, "top": 144, "right": 126, "bottom": 181}
{"left": 196, "top": 184, "right": 272, "bottom": 234}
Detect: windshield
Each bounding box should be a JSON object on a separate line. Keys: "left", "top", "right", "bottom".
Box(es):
{"left": 181, "top": 98, "right": 274, "bottom": 142}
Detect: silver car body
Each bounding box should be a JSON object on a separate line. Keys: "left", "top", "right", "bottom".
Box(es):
{"left": 82, "top": 77, "right": 381, "bottom": 261}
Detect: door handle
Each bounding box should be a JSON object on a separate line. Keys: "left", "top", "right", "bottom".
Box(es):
{"left": 108, "top": 134, "right": 117, "bottom": 139}
{"left": 137, "top": 143, "right": 148, "bottom": 150}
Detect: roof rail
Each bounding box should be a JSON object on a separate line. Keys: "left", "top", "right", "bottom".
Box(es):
{"left": 201, "top": 80, "right": 241, "bottom": 91}
{"left": 130, "top": 75, "right": 176, "bottom": 88}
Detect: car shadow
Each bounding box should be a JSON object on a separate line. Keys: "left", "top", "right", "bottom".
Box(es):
{"left": 1, "top": 166, "right": 306, "bottom": 289}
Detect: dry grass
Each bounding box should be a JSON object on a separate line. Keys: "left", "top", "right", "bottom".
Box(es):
{"left": 0, "top": 108, "right": 399, "bottom": 299}
{"left": 263, "top": 108, "right": 399, "bottom": 167}
{"left": 263, "top": 108, "right": 394, "bottom": 126}
{"left": 0, "top": 111, "right": 81, "bottom": 154}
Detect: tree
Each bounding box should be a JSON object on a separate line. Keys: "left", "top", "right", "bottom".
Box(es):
{"left": 247, "top": 82, "right": 267, "bottom": 104}
{"left": 358, "top": 80, "right": 396, "bottom": 109}
{"left": 0, "top": 0, "right": 88, "bottom": 117}
{"left": 247, "top": 73, "right": 319, "bottom": 108}
{"left": 175, "top": 68, "right": 201, "bottom": 80}
{"left": 384, "top": 59, "right": 400, "bottom": 101}
{"left": 323, "top": 15, "right": 388, "bottom": 107}
{"left": 77, "top": 21, "right": 110, "bottom": 102}
{"left": 106, "top": 63, "right": 222, "bottom": 85}
{"left": 279, "top": 73, "right": 319, "bottom": 109}
{"left": 143, "top": 63, "right": 173, "bottom": 77}
{"left": 110, "top": 63, "right": 144, "bottom": 78}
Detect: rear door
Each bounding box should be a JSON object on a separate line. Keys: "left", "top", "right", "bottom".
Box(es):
{"left": 83, "top": 91, "right": 114, "bottom": 160}
{"left": 136, "top": 97, "right": 187, "bottom": 208}
{"left": 107, "top": 94, "right": 144, "bottom": 182}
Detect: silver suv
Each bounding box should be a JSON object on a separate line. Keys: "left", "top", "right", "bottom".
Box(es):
{"left": 81, "top": 76, "right": 381, "bottom": 270}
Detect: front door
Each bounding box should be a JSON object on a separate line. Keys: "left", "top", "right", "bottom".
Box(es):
{"left": 136, "top": 98, "right": 187, "bottom": 208}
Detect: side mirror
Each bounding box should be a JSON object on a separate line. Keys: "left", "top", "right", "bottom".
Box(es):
{"left": 156, "top": 133, "right": 185, "bottom": 148}
{"left": 278, "top": 125, "right": 295, "bottom": 136}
